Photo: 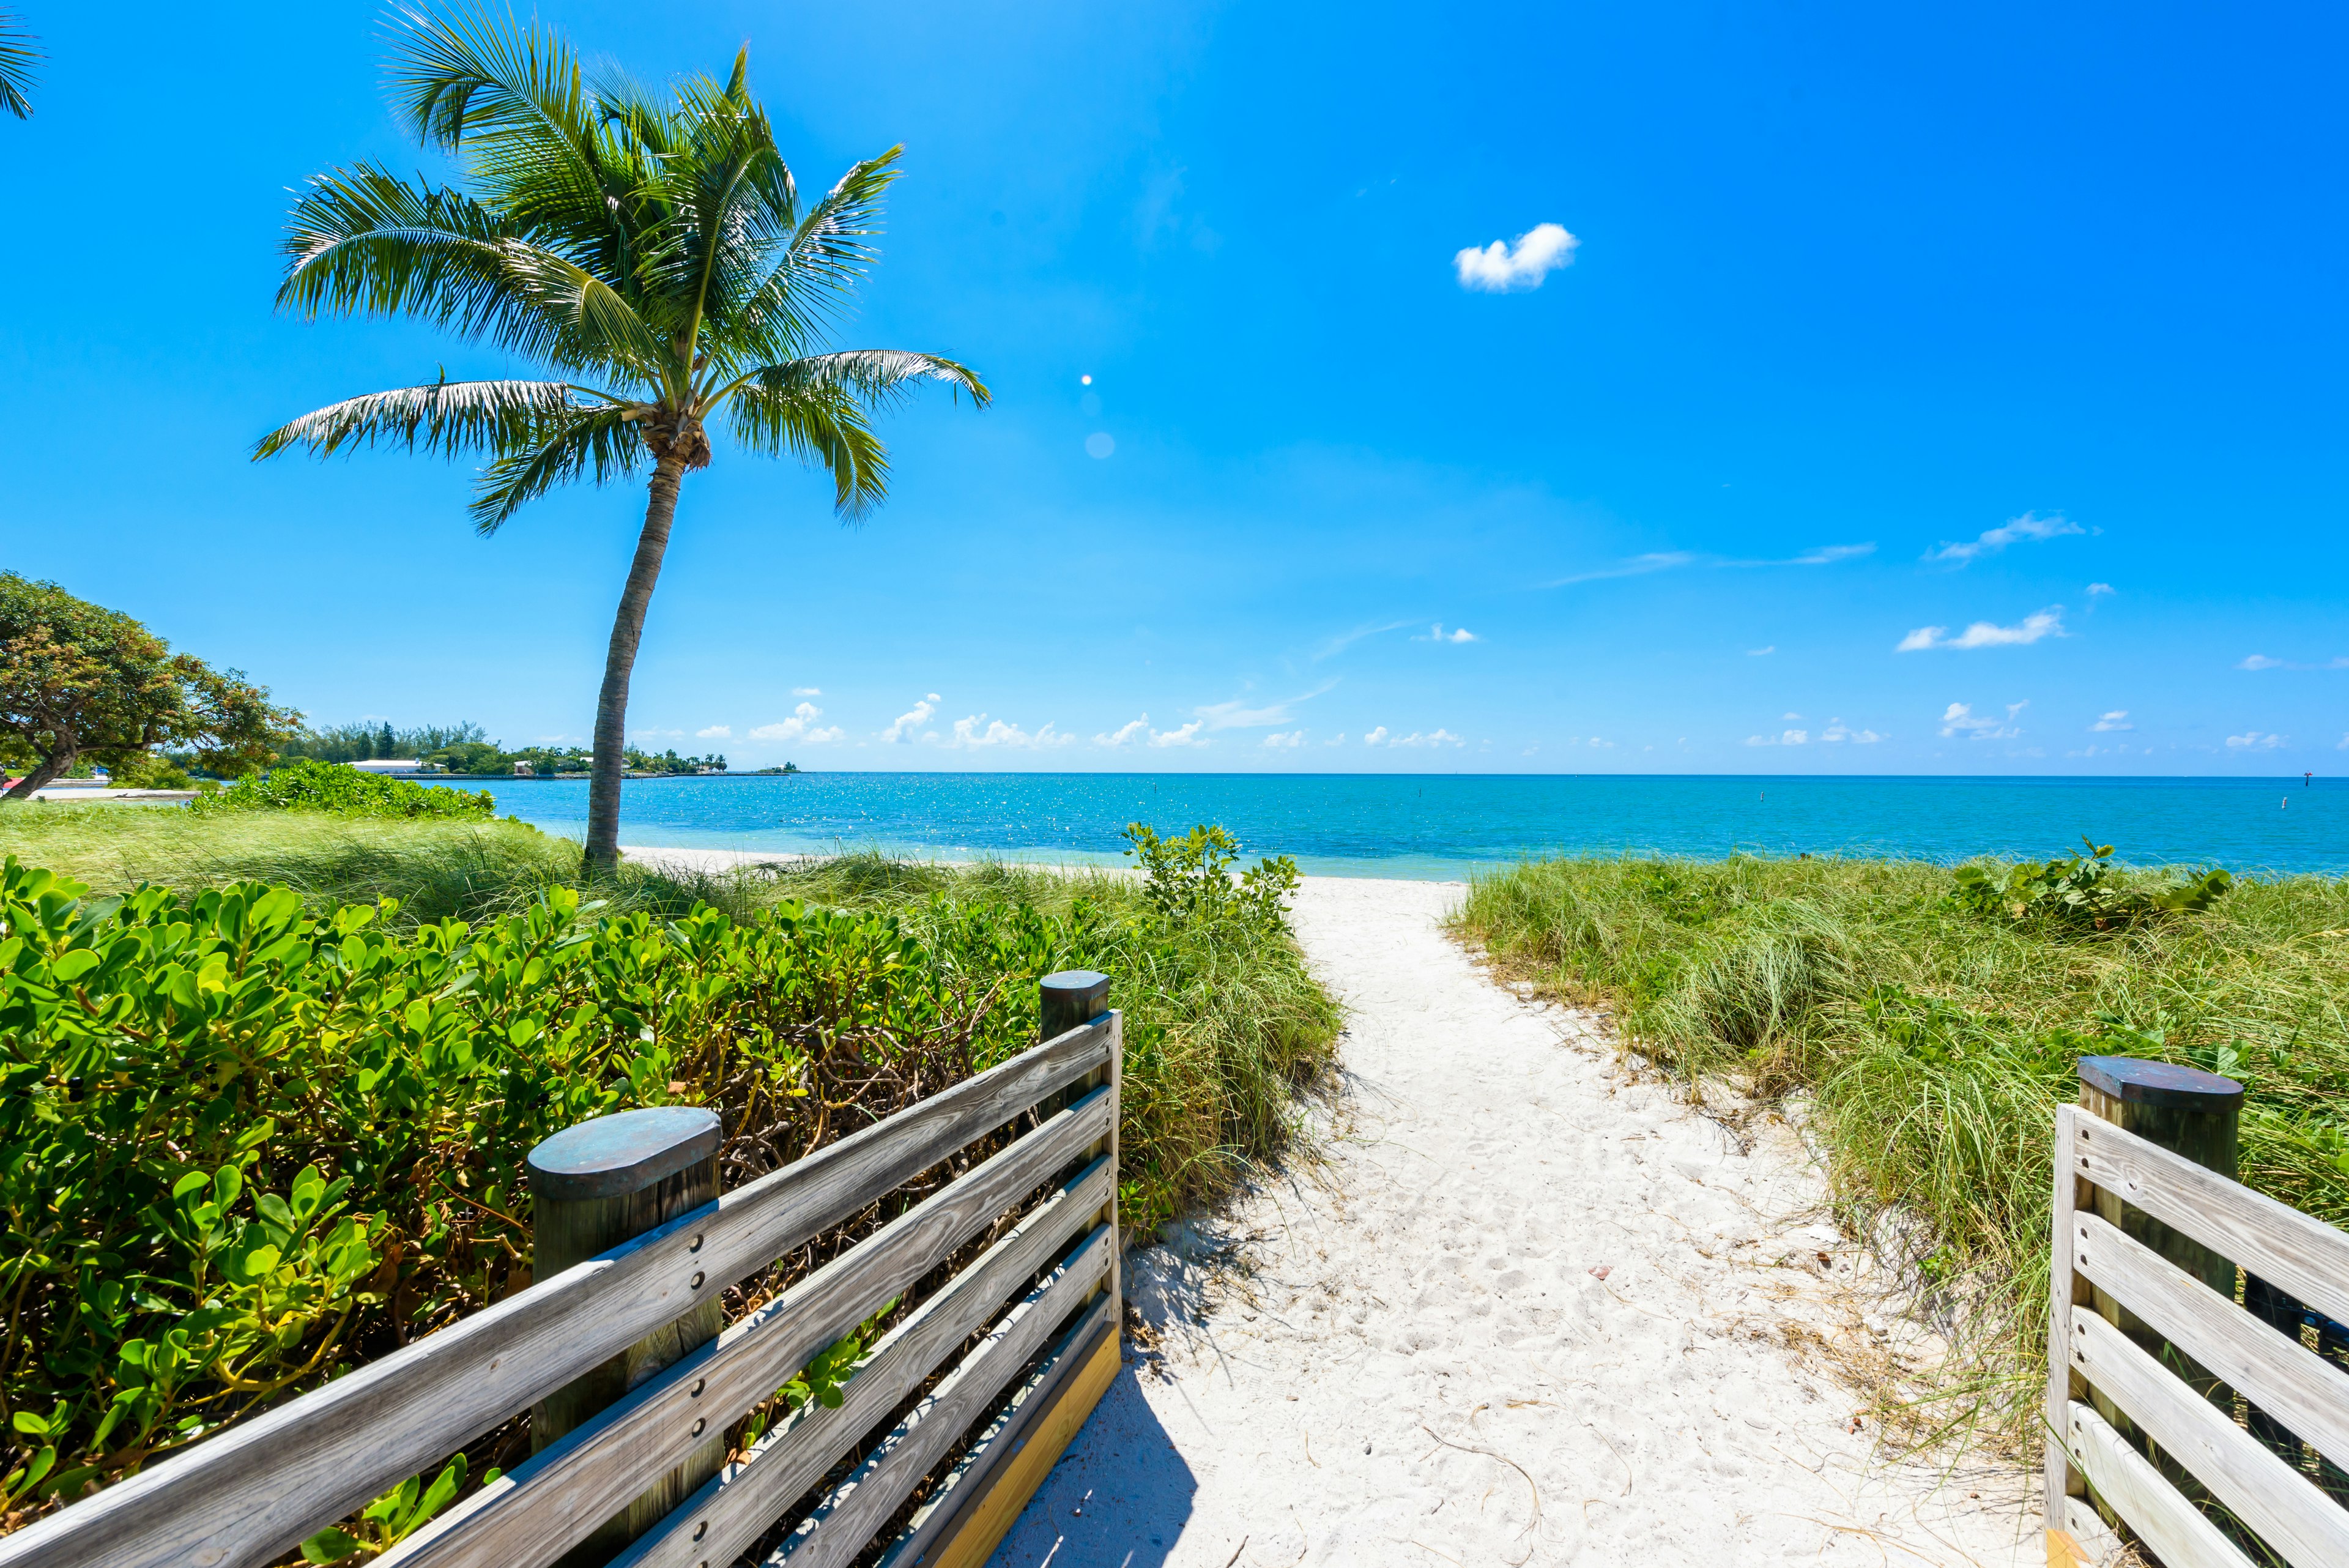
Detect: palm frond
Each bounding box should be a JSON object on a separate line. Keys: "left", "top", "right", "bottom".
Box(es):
{"left": 277, "top": 166, "right": 664, "bottom": 377}
{"left": 0, "top": 10, "right": 40, "bottom": 119}
{"left": 467, "top": 406, "right": 644, "bottom": 533}
{"left": 727, "top": 382, "right": 890, "bottom": 519}
{"left": 721, "top": 350, "right": 990, "bottom": 412}
{"left": 718, "top": 150, "right": 900, "bottom": 362}
{"left": 631, "top": 74, "right": 798, "bottom": 343}
{"left": 252, "top": 378, "right": 587, "bottom": 463}
{"left": 387, "top": 3, "right": 595, "bottom": 156}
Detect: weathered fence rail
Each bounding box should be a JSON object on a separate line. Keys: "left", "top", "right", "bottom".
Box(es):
{"left": 0, "top": 971, "right": 1124, "bottom": 1568}
{"left": 2046, "top": 1056, "right": 2349, "bottom": 1567}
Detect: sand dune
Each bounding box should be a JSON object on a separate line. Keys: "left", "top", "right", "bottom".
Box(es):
{"left": 987, "top": 876, "right": 2039, "bottom": 1566}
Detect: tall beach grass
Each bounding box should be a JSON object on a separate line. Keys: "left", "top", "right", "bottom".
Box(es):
{"left": 1453, "top": 853, "right": 2349, "bottom": 1452}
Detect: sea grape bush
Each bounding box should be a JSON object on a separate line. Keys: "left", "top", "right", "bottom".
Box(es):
{"left": 188, "top": 757, "right": 495, "bottom": 820}
{"left": 0, "top": 856, "right": 1031, "bottom": 1522}
{"left": 1950, "top": 838, "right": 2231, "bottom": 932}
{"left": 1121, "top": 822, "right": 1300, "bottom": 932}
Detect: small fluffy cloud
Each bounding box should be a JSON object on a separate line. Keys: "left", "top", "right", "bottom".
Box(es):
{"left": 696, "top": 725, "right": 732, "bottom": 740}
{"left": 1924, "top": 511, "right": 2084, "bottom": 567}
{"left": 1363, "top": 726, "right": 1390, "bottom": 746}
{"left": 1412, "top": 623, "right": 1478, "bottom": 644}
{"left": 1263, "top": 730, "right": 1305, "bottom": 748}
{"left": 792, "top": 686, "right": 822, "bottom": 696}
{"left": 2086, "top": 583, "right": 2114, "bottom": 599}
{"left": 2226, "top": 731, "right": 2286, "bottom": 749}
{"left": 2091, "top": 710, "right": 2132, "bottom": 732}
{"left": 1384, "top": 729, "right": 1464, "bottom": 748}
{"left": 1820, "top": 719, "right": 1882, "bottom": 743}
{"left": 751, "top": 702, "right": 842, "bottom": 744}
{"left": 1149, "top": 720, "right": 1206, "bottom": 748}
{"left": 1095, "top": 716, "right": 1149, "bottom": 748}
{"left": 1940, "top": 700, "right": 2027, "bottom": 740}
{"left": 881, "top": 694, "right": 940, "bottom": 743}
{"left": 1899, "top": 608, "right": 2065, "bottom": 652}
{"left": 1746, "top": 645, "right": 1776, "bottom": 657}
{"left": 1585, "top": 735, "right": 1615, "bottom": 749}
{"left": 1454, "top": 222, "right": 1578, "bottom": 292}
{"left": 1745, "top": 729, "right": 1808, "bottom": 746}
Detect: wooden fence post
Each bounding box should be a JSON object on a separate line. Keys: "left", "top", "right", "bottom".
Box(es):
{"left": 2073, "top": 1057, "right": 2243, "bottom": 1511}
{"left": 526, "top": 1105, "right": 726, "bottom": 1565}
{"left": 1040, "top": 969, "right": 1118, "bottom": 1312}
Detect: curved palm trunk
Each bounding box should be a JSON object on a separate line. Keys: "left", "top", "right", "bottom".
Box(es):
{"left": 584, "top": 456, "right": 689, "bottom": 876}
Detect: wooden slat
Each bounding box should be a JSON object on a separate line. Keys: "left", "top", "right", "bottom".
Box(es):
{"left": 2069, "top": 1308, "right": 2349, "bottom": 1567}
{"left": 773, "top": 1268, "right": 1115, "bottom": 1566}
{"left": 609, "top": 1214, "right": 1113, "bottom": 1568}
{"left": 2073, "top": 1209, "right": 2349, "bottom": 1473}
{"left": 2065, "top": 1399, "right": 2256, "bottom": 1568}
{"left": 2046, "top": 1104, "right": 2085, "bottom": 1520}
{"left": 902, "top": 1315, "right": 1120, "bottom": 1568}
{"left": 2073, "top": 1111, "right": 2349, "bottom": 1329}
{"left": 385, "top": 1090, "right": 1112, "bottom": 1568}
{"left": 2058, "top": 1498, "right": 2126, "bottom": 1567}
{"left": 0, "top": 1017, "right": 1113, "bottom": 1568}
{"left": 881, "top": 1307, "right": 1112, "bottom": 1568}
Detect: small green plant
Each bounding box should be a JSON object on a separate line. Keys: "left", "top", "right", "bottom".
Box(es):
{"left": 299, "top": 1452, "right": 494, "bottom": 1564}
{"left": 189, "top": 758, "right": 494, "bottom": 820}
{"left": 1951, "top": 839, "right": 2230, "bottom": 932}
{"left": 1121, "top": 822, "right": 1299, "bottom": 932}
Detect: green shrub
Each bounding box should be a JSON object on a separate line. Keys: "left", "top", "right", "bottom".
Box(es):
{"left": 1949, "top": 838, "right": 2232, "bottom": 931}
{"left": 189, "top": 759, "right": 494, "bottom": 820}
{"left": 0, "top": 828, "right": 1339, "bottom": 1528}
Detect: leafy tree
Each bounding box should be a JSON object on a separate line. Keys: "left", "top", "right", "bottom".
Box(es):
{"left": 0, "top": 9, "right": 38, "bottom": 119}
{"left": 0, "top": 574, "right": 301, "bottom": 798}
{"left": 254, "top": 9, "right": 988, "bottom": 874}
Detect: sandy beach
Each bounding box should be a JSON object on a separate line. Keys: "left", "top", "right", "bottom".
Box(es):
{"left": 982, "top": 875, "right": 2040, "bottom": 1567}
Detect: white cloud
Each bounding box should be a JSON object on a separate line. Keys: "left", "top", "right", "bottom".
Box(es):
{"left": 1744, "top": 731, "right": 1809, "bottom": 746}
{"left": 1820, "top": 719, "right": 1883, "bottom": 743}
{"left": 696, "top": 725, "right": 733, "bottom": 740}
{"left": 1544, "top": 544, "right": 1872, "bottom": 590}
{"left": 1363, "top": 726, "right": 1390, "bottom": 746}
{"left": 1149, "top": 720, "right": 1206, "bottom": 748}
{"left": 1899, "top": 607, "right": 2066, "bottom": 652}
{"left": 1783, "top": 712, "right": 1802, "bottom": 721}
{"left": 881, "top": 694, "right": 940, "bottom": 743}
{"left": 1746, "top": 645, "right": 1776, "bottom": 656}
{"left": 1412, "top": 623, "right": 1478, "bottom": 644}
{"left": 1263, "top": 730, "right": 1305, "bottom": 748}
{"left": 2086, "top": 583, "right": 2114, "bottom": 599}
{"left": 751, "top": 702, "right": 839, "bottom": 743}
{"left": 2091, "top": 710, "right": 2132, "bottom": 732}
{"left": 1326, "top": 733, "right": 1348, "bottom": 746}
{"left": 947, "top": 715, "right": 1075, "bottom": 749}
{"left": 1924, "top": 510, "right": 2084, "bottom": 567}
{"left": 1312, "top": 619, "right": 1415, "bottom": 661}
{"left": 2240, "top": 653, "right": 2348, "bottom": 672}
{"left": 1387, "top": 729, "right": 1465, "bottom": 748}
{"left": 2225, "top": 730, "right": 2286, "bottom": 749}
{"left": 1940, "top": 700, "right": 2027, "bottom": 740}
{"left": 792, "top": 686, "right": 822, "bottom": 697}
{"left": 1095, "top": 716, "right": 1149, "bottom": 748}
{"left": 1586, "top": 735, "right": 1616, "bottom": 749}
{"left": 1454, "top": 222, "right": 1578, "bottom": 291}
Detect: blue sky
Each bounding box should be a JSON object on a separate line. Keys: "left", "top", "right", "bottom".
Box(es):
{"left": 6, "top": 1, "right": 2346, "bottom": 774}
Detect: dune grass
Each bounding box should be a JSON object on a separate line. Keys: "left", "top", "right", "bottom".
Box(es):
{"left": 0, "top": 806, "right": 1339, "bottom": 1241}
{"left": 1453, "top": 853, "right": 2349, "bottom": 1452}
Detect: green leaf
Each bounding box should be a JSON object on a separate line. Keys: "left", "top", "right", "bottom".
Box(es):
{"left": 10, "top": 1411, "right": 48, "bottom": 1436}
{"left": 300, "top": 1525, "right": 363, "bottom": 1564}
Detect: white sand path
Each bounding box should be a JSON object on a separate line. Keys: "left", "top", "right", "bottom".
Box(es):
{"left": 985, "top": 876, "right": 2039, "bottom": 1567}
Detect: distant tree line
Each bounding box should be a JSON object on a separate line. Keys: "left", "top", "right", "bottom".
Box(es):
{"left": 280, "top": 724, "right": 733, "bottom": 777}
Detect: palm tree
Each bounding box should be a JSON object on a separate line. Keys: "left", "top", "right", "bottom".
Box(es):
{"left": 256, "top": 9, "right": 988, "bottom": 873}
{"left": 0, "top": 9, "right": 40, "bottom": 118}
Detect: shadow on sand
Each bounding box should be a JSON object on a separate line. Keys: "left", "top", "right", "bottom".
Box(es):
{"left": 981, "top": 1358, "right": 1198, "bottom": 1567}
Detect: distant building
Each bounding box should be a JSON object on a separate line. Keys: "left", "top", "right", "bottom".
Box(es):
{"left": 513, "top": 760, "right": 536, "bottom": 777}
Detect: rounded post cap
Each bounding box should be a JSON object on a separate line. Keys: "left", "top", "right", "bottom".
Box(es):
{"left": 2077, "top": 1055, "right": 2243, "bottom": 1110}
{"left": 1041, "top": 968, "right": 1111, "bottom": 996}
{"left": 528, "top": 1105, "right": 721, "bottom": 1201}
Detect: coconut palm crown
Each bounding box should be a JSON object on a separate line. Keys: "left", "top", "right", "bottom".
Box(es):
{"left": 256, "top": 9, "right": 988, "bottom": 872}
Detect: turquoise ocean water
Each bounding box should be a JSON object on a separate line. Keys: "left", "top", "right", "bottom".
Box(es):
{"left": 475, "top": 773, "right": 2347, "bottom": 880}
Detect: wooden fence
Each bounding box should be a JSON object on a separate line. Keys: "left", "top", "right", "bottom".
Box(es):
{"left": 2046, "top": 1056, "right": 2349, "bottom": 1567}
{"left": 0, "top": 970, "right": 1125, "bottom": 1568}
